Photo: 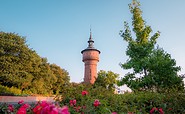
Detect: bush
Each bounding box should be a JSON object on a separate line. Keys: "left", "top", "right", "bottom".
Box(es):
{"left": 60, "top": 83, "right": 185, "bottom": 114}
{"left": 162, "top": 89, "right": 185, "bottom": 113}
{"left": 1, "top": 83, "right": 185, "bottom": 113}
{"left": 0, "top": 85, "right": 22, "bottom": 96}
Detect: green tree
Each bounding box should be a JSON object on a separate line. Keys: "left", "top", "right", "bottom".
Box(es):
{"left": 50, "top": 64, "right": 70, "bottom": 94}
{"left": 119, "top": 0, "right": 184, "bottom": 91}
{"left": 95, "top": 70, "right": 119, "bottom": 92}
{"left": 120, "top": 0, "right": 160, "bottom": 76}
{"left": 0, "top": 31, "right": 71, "bottom": 95}
{"left": 0, "top": 32, "right": 41, "bottom": 90}
{"left": 30, "top": 58, "right": 57, "bottom": 94}
{"left": 145, "top": 48, "right": 184, "bottom": 91}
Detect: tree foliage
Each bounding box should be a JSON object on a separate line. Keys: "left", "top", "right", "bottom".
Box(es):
{"left": 0, "top": 32, "right": 40, "bottom": 90}
{"left": 50, "top": 64, "right": 70, "bottom": 94}
{"left": 120, "top": 0, "right": 160, "bottom": 76}
{"left": 146, "top": 48, "right": 183, "bottom": 90}
{"left": 0, "top": 31, "right": 70, "bottom": 95}
{"left": 119, "top": 0, "right": 184, "bottom": 91}
{"left": 94, "top": 70, "right": 119, "bottom": 91}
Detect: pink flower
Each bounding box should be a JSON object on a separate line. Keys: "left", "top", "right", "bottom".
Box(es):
{"left": 33, "top": 101, "right": 69, "bottom": 114}
{"left": 8, "top": 104, "right": 14, "bottom": 112}
{"left": 16, "top": 104, "right": 30, "bottom": 114}
{"left": 74, "top": 106, "right": 81, "bottom": 112}
{"left": 40, "top": 101, "right": 50, "bottom": 108}
{"left": 112, "top": 112, "right": 117, "bottom": 114}
{"left": 58, "top": 106, "right": 70, "bottom": 114}
{"left": 93, "top": 99, "right": 101, "bottom": 107}
{"left": 33, "top": 104, "right": 42, "bottom": 114}
{"left": 21, "top": 104, "right": 30, "bottom": 109}
{"left": 33, "top": 101, "right": 50, "bottom": 114}
{"left": 159, "top": 108, "right": 164, "bottom": 114}
{"left": 69, "top": 99, "right": 76, "bottom": 106}
{"left": 150, "top": 109, "right": 154, "bottom": 114}
{"left": 41, "top": 104, "right": 58, "bottom": 114}
{"left": 82, "top": 90, "right": 88, "bottom": 96}
{"left": 17, "top": 108, "right": 26, "bottom": 114}
{"left": 82, "top": 106, "right": 86, "bottom": 109}
{"left": 18, "top": 100, "right": 24, "bottom": 104}
{"left": 150, "top": 107, "right": 158, "bottom": 114}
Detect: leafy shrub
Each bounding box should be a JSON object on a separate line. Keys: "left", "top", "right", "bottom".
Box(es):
{"left": 0, "top": 83, "right": 185, "bottom": 113}
{"left": 162, "top": 89, "right": 185, "bottom": 113}
{"left": 0, "top": 85, "right": 22, "bottom": 96}
{"left": 60, "top": 83, "right": 185, "bottom": 113}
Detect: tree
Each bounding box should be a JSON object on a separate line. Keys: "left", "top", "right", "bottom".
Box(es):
{"left": 30, "top": 58, "right": 57, "bottom": 94}
{"left": 0, "top": 32, "right": 41, "bottom": 90}
{"left": 0, "top": 31, "right": 71, "bottom": 95}
{"left": 120, "top": 0, "right": 160, "bottom": 76}
{"left": 50, "top": 64, "right": 70, "bottom": 94}
{"left": 119, "top": 0, "right": 184, "bottom": 91}
{"left": 94, "top": 70, "right": 119, "bottom": 92}
{"left": 145, "top": 48, "right": 184, "bottom": 91}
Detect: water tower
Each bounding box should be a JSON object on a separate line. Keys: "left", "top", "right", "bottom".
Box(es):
{"left": 81, "top": 31, "right": 100, "bottom": 84}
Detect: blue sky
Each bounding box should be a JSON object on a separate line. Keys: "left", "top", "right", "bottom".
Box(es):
{"left": 0, "top": 0, "right": 185, "bottom": 83}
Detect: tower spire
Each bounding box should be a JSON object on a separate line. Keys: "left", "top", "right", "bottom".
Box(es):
{"left": 90, "top": 26, "right": 92, "bottom": 40}
{"left": 88, "top": 27, "right": 94, "bottom": 48}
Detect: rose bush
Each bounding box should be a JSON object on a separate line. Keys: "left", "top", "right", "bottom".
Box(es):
{"left": 0, "top": 100, "right": 70, "bottom": 114}
{"left": 60, "top": 83, "right": 185, "bottom": 114}
{"left": 0, "top": 84, "right": 185, "bottom": 114}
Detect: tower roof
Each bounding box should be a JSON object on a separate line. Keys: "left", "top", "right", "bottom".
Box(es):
{"left": 81, "top": 30, "right": 100, "bottom": 54}
{"left": 87, "top": 30, "right": 94, "bottom": 48}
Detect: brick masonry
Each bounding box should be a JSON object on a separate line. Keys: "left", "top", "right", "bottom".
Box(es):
{"left": 82, "top": 50, "right": 100, "bottom": 84}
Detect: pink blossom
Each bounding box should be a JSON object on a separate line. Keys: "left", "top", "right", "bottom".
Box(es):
{"left": 82, "top": 90, "right": 88, "bottom": 96}
{"left": 82, "top": 106, "right": 86, "bottom": 109}
{"left": 74, "top": 106, "right": 81, "bottom": 112}
{"left": 93, "top": 99, "right": 101, "bottom": 107}
{"left": 41, "top": 104, "right": 58, "bottom": 114}
{"left": 159, "top": 108, "right": 164, "bottom": 114}
{"left": 150, "top": 107, "right": 158, "bottom": 114}
{"left": 16, "top": 104, "right": 30, "bottom": 114}
{"left": 17, "top": 108, "right": 26, "bottom": 114}
{"left": 21, "top": 104, "right": 30, "bottom": 109}
{"left": 150, "top": 108, "right": 154, "bottom": 114}
{"left": 18, "top": 100, "right": 24, "bottom": 104}
{"left": 40, "top": 101, "right": 50, "bottom": 107}
{"left": 8, "top": 104, "right": 14, "bottom": 112}
{"left": 112, "top": 112, "right": 117, "bottom": 114}
{"left": 33, "top": 101, "right": 50, "bottom": 114}
{"left": 69, "top": 99, "right": 76, "bottom": 106}
{"left": 33, "top": 104, "right": 42, "bottom": 114}
{"left": 58, "top": 106, "right": 70, "bottom": 114}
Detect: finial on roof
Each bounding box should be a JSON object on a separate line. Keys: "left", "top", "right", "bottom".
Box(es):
{"left": 88, "top": 26, "right": 94, "bottom": 48}
{"left": 90, "top": 25, "right": 92, "bottom": 40}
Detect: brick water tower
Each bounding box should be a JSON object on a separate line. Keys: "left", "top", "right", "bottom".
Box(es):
{"left": 81, "top": 31, "right": 100, "bottom": 84}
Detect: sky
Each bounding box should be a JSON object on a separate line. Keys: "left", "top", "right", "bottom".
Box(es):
{"left": 0, "top": 0, "right": 185, "bottom": 83}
